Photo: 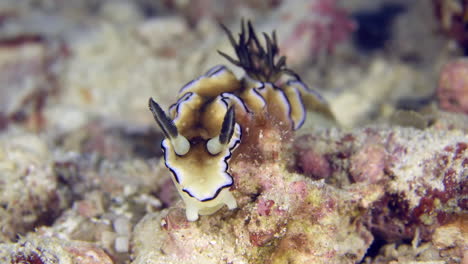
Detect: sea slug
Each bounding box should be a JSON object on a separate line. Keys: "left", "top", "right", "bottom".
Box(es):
{"left": 149, "top": 21, "right": 329, "bottom": 221}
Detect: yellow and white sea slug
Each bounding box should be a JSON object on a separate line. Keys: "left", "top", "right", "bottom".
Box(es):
{"left": 149, "top": 21, "right": 332, "bottom": 221}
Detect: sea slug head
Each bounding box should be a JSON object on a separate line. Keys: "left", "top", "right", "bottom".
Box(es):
{"left": 149, "top": 98, "right": 239, "bottom": 221}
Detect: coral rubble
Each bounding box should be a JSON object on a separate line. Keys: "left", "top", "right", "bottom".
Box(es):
{"left": 0, "top": 234, "right": 113, "bottom": 264}
{"left": 0, "top": 130, "right": 69, "bottom": 242}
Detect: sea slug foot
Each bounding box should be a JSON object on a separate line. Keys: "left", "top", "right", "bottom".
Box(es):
{"left": 225, "top": 192, "right": 237, "bottom": 210}
{"left": 185, "top": 206, "right": 199, "bottom": 222}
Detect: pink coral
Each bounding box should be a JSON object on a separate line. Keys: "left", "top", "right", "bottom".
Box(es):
{"left": 257, "top": 198, "right": 275, "bottom": 216}
{"left": 293, "top": 135, "right": 332, "bottom": 180}
{"left": 349, "top": 142, "right": 386, "bottom": 184}
{"left": 296, "top": 148, "right": 332, "bottom": 179}
{"left": 437, "top": 58, "right": 468, "bottom": 114}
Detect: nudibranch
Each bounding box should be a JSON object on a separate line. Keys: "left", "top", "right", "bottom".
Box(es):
{"left": 149, "top": 21, "right": 330, "bottom": 221}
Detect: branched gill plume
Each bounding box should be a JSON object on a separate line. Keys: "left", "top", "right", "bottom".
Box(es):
{"left": 218, "top": 20, "right": 299, "bottom": 83}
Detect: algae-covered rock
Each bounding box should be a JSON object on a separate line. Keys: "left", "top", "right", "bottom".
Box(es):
{"left": 131, "top": 123, "right": 467, "bottom": 264}
{"left": 0, "top": 130, "right": 69, "bottom": 242}
{"left": 0, "top": 234, "right": 114, "bottom": 264}
{"left": 294, "top": 126, "right": 467, "bottom": 241}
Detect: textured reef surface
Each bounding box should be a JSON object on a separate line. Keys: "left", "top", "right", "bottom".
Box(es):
{"left": 132, "top": 125, "right": 466, "bottom": 264}
{"left": 0, "top": 0, "right": 467, "bottom": 264}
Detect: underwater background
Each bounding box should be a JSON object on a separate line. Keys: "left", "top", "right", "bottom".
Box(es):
{"left": 0, "top": 0, "right": 466, "bottom": 263}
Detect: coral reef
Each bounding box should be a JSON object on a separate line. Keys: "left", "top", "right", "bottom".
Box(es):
{"left": 132, "top": 124, "right": 467, "bottom": 264}
{"left": 0, "top": 0, "right": 466, "bottom": 264}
